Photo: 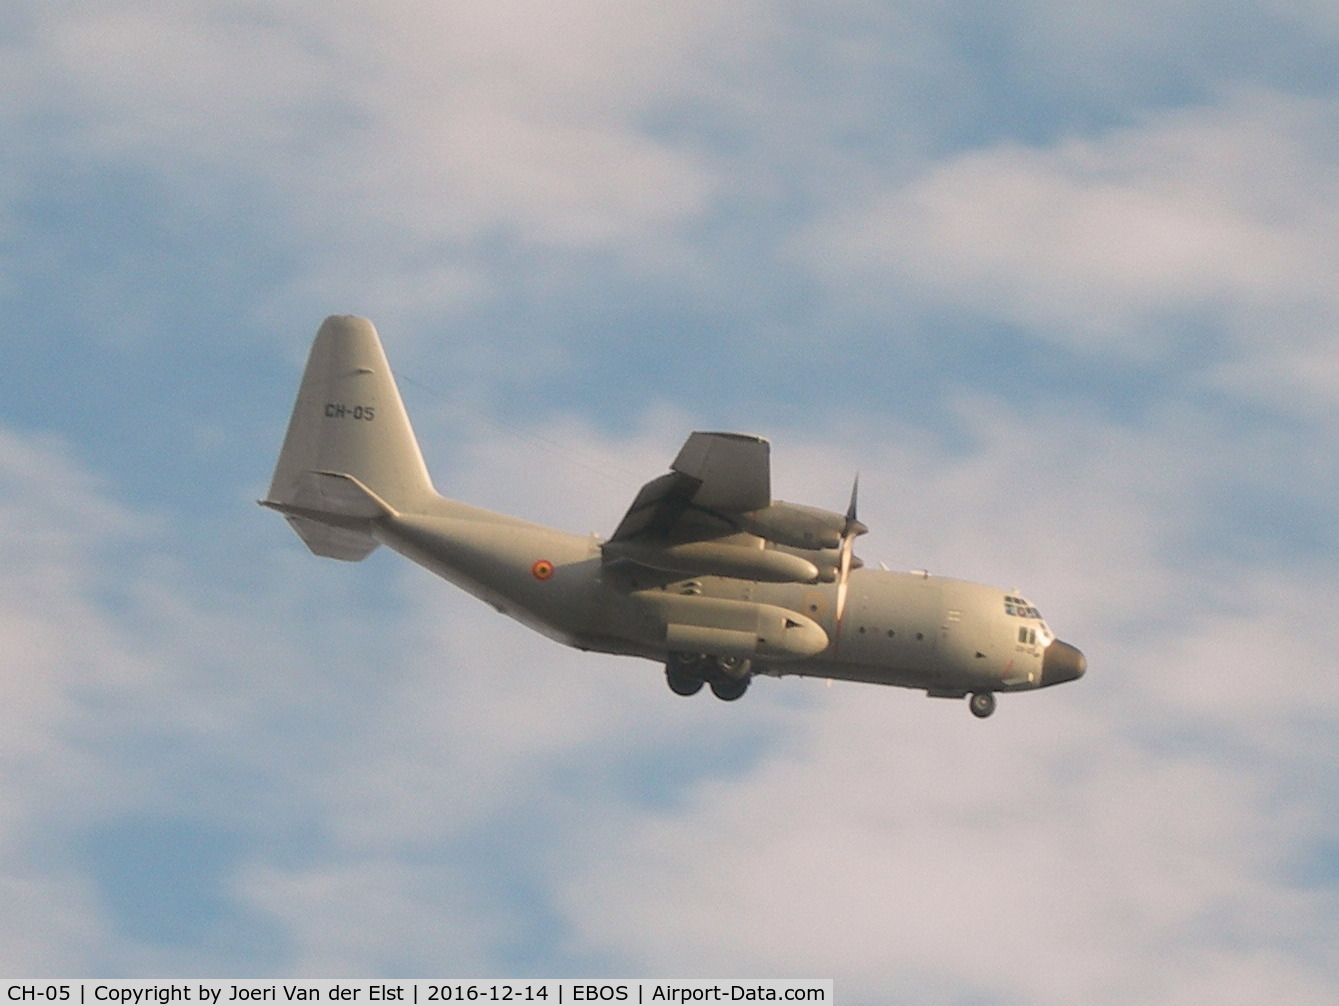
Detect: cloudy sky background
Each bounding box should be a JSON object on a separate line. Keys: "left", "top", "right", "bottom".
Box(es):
{"left": 3, "top": 1, "right": 1339, "bottom": 1000}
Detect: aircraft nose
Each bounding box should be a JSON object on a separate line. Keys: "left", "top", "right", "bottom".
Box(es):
{"left": 1041, "top": 639, "right": 1087, "bottom": 687}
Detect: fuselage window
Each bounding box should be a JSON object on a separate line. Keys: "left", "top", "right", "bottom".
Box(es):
{"left": 1018, "top": 626, "right": 1037, "bottom": 645}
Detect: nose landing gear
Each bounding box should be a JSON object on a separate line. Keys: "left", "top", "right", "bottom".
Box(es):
{"left": 968, "top": 691, "right": 996, "bottom": 718}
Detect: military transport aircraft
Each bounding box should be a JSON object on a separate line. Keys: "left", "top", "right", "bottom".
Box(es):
{"left": 263, "top": 316, "right": 1086, "bottom": 718}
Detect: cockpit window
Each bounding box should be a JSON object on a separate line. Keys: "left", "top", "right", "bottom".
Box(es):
{"left": 1004, "top": 595, "right": 1042, "bottom": 619}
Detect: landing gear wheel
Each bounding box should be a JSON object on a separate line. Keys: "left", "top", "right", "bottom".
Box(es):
{"left": 968, "top": 692, "right": 996, "bottom": 719}
{"left": 666, "top": 666, "right": 705, "bottom": 696}
{"left": 709, "top": 675, "right": 750, "bottom": 701}
{"left": 666, "top": 653, "right": 707, "bottom": 696}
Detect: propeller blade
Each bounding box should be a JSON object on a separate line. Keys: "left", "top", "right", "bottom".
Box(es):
{"left": 835, "top": 532, "right": 854, "bottom": 624}
{"left": 845, "top": 474, "right": 859, "bottom": 527}
{"left": 834, "top": 473, "right": 860, "bottom": 627}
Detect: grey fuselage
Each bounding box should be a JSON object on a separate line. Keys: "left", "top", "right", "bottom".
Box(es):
{"left": 374, "top": 503, "right": 1063, "bottom": 698}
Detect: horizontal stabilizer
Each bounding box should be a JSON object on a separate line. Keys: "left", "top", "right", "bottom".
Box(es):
{"left": 259, "top": 472, "right": 394, "bottom": 562}
{"left": 288, "top": 470, "right": 394, "bottom": 519}
{"left": 273, "top": 512, "right": 379, "bottom": 562}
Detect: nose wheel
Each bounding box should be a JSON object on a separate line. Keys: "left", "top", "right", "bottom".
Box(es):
{"left": 968, "top": 692, "right": 996, "bottom": 718}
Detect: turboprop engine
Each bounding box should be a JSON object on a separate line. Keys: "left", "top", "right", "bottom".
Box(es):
{"left": 735, "top": 500, "right": 867, "bottom": 551}
{"left": 603, "top": 537, "right": 821, "bottom": 583}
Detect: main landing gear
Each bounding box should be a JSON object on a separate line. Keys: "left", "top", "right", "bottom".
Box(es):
{"left": 665, "top": 660, "right": 706, "bottom": 696}
{"left": 968, "top": 691, "right": 996, "bottom": 719}
{"left": 665, "top": 653, "right": 752, "bottom": 702}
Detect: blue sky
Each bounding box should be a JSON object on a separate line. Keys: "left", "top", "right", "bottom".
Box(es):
{"left": 3, "top": 1, "right": 1339, "bottom": 1000}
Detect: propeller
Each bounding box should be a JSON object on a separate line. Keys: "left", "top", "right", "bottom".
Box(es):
{"left": 834, "top": 474, "right": 864, "bottom": 630}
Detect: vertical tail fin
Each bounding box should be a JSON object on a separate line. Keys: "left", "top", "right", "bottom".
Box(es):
{"left": 263, "top": 315, "right": 437, "bottom": 560}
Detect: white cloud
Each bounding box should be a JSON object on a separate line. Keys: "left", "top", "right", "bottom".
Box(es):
{"left": 14, "top": 1, "right": 1339, "bottom": 384}
{"left": 554, "top": 701, "right": 1339, "bottom": 1004}
{"left": 0, "top": 424, "right": 494, "bottom": 971}
{"left": 10, "top": 0, "right": 742, "bottom": 332}
{"left": 0, "top": 431, "right": 146, "bottom": 971}
{"left": 239, "top": 858, "right": 503, "bottom": 976}
{"left": 0, "top": 432, "right": 147, "bottom": 815}
{"left": 804, "top": 91, "right": 1339, "bottom": 408}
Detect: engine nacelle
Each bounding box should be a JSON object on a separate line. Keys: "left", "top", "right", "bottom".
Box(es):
{"left": 736, "top": 500, "right": 866, "bottom": 551}
{"left": 603, "top": 538, "right": 820, "bottom": 583}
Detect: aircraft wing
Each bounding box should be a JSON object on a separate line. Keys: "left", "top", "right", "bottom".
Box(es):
{"left": 610, "top": 432, "right": 771, "bottom": 543}
{"left": 605, "top": 432, "right": 856, "bottom": 584}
